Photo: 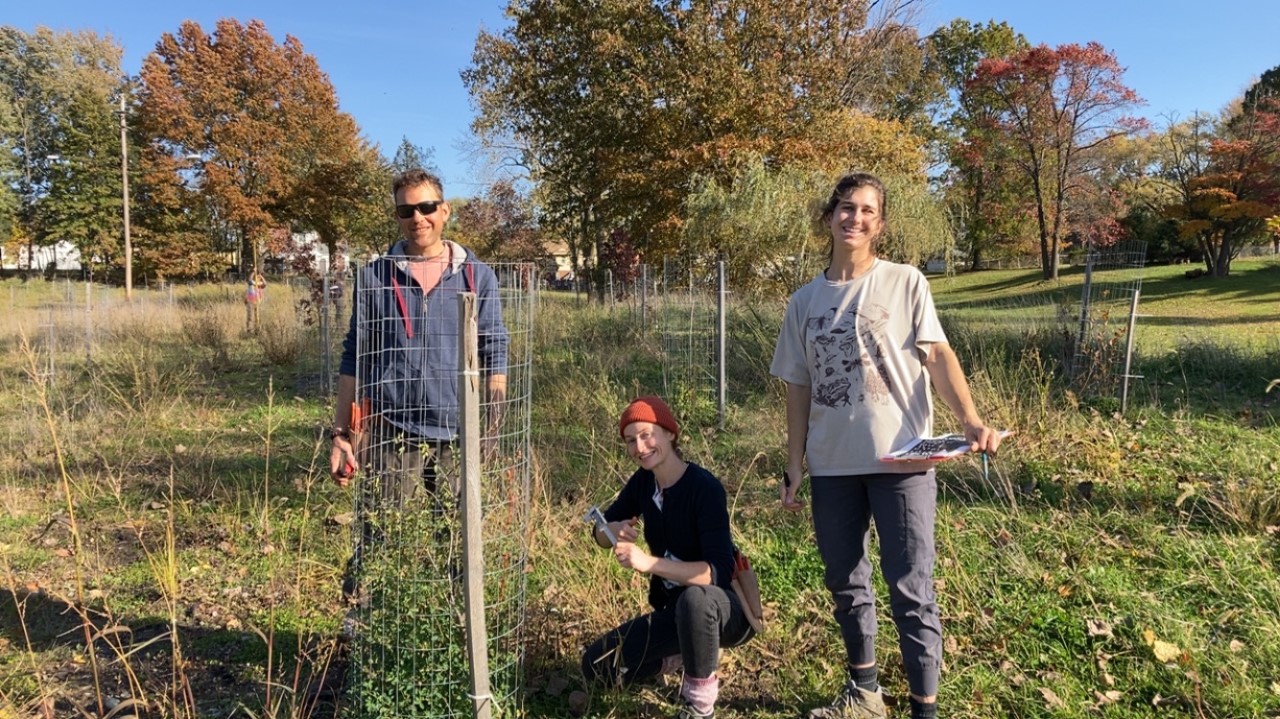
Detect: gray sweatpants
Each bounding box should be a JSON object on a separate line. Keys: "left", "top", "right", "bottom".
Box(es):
{"left": 811, "top": 470, "right": 941, "bottom": 698}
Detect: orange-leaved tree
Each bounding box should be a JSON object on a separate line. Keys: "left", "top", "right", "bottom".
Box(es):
{"left": 136, "top": 19, "right": 374, "bottom": 274}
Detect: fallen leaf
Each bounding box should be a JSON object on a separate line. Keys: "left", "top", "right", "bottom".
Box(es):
{"left": 1087, "top": 619, "right": 1113, "bottom": 638}
{"left": 175, "top": 444, "right": 187, "bottom": 454}
{"left": 1229, "top": 639, "right": 1245, "bottom": 653}
{"left": 1142, "top": 628, "right": 1157, "bottom": 645}
{"left": 54, "top": 548, "right": 71, "bottom": 558}
{"left": 328, "top": 512, "right": 356, "bottom": 527}
{"left": 1038, "top": 687, "right": 1065, "bottom": 710}
{"left": 993, "top": 528, "right": 1013, "bottom": 546}
{"left": 148, "top": 501, "right": 167, "bottom": 511}
{"left": 1271, "top": 681, "right": 1280, "bottom": 696}
{"left": 1152, "top": 639, "right": 1181, "bottom": 663}
{"left": 1094, "top": 690, "right": 1122, "bottom": 705}
{"left": 1152, "top": 694, "right": 1179, "bottom": 708}
{"left": 545, "top": 675, "right": 570, "bottom": 697}
{"left": 1102, "top": 673, "right": 1116, "bottom": 687}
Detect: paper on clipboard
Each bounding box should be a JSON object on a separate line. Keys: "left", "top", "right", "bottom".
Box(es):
{"left": 880, "top": 430, "right": 1012, "bottom": 462}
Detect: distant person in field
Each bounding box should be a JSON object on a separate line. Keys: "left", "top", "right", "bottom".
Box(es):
{"left": 769, "top": 172, "right": 1002, "bottom": 719}
{"left": 244, "top": 270, "right": 267, "bottom": 332}
{"left": 582, "top": 396, "right": 758, "bottom": 719}
{"left": 328, "top": 168, "right": 509, "bottom": 608}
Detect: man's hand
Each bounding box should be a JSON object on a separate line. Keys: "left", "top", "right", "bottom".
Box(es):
{"left": 614, "top": 540, "right": 656, "bottom": 574}
{"left": 780, "top": 466, "right": 806, "bottom": 512}
{"left": 330, "top": 436, "right": 358, "bottom": 487}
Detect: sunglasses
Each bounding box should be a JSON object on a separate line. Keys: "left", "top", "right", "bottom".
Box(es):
{"left": 394, "top": 200, "right": 443, "bottom": 219}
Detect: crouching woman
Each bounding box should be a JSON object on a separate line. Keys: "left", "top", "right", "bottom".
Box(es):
{"left": 582, "top": 396, "right": 756, "bottom": 719}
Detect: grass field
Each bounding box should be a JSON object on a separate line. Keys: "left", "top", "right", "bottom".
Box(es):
{"left": 0, "top": 257, "right": 1277, "bottom": 718}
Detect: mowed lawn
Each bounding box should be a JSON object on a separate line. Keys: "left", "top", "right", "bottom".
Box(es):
{"left": 929, "top": 256, "right": 1280, "bottom": 353}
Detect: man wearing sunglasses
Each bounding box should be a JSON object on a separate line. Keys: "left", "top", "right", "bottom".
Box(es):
{"left": 329, "top": 168, "right": 509, "bottom": 614}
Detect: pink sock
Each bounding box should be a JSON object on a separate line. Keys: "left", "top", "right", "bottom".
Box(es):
{"left": 681, "top": 674, "right": 718, "bottom": 716}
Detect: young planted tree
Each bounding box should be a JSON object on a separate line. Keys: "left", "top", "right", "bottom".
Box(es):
{"left": 969, "top": 42, "right": 1145, "bottom": 279}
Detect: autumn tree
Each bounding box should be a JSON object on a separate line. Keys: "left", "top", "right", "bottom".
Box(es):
{"left": 928, "top": 20, "right": 1032, "bottom": 269}
{"left": 464, "top": 0, "right": 934, "bottom": 283}
{"left": 137, "top": 19, "right": 373, "bottom": 274}
{"left": 450, "top": 179, "right": 545, "bottom": 264}
{"left": 1156, "top": 97, "right": 1280, "bottom": 276}
{"left": 969, "top": 42, "right": 1145, "bottom": 279}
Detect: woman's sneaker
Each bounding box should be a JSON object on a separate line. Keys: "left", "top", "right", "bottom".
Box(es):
{"left": 808, "top": 682, "right": 887, "bottom": 719}
{"left": 673, "top": 700, "right": 713, "bottom": 719}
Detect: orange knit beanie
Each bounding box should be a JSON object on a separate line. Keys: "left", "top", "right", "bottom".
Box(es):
{"left": 618, "top": 396, "right": 680, "bottom": 439}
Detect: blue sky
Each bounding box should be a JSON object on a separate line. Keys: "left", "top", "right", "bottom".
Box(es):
{"left": 9, "top": 1, "right": 1279, "bottom": 196}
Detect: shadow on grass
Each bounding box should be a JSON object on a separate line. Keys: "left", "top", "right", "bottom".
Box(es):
{"left": 0, "top": 587, "right": 346, "bottom": 718}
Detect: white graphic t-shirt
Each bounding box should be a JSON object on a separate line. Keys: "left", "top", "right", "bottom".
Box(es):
{"left": 770, "top": 261, "right": 947, "bottom": 475}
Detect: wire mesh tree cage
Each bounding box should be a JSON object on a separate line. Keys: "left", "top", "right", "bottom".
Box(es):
{"left": 345, "top": 260, "right": 535, "bottom": 719}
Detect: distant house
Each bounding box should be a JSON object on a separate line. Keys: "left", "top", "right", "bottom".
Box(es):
{"left": 543, "top": 238, "right": 574, "bottom": 283}
{"left": 1, "top": 241, "right": 82, "bottom": 272}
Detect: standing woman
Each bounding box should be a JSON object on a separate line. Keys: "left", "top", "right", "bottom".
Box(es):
{"left": 770, "top": 173, "right": 1002, "bottom": 719}
{"left": 582, "top": 396, "right": 755, "bottom": 719}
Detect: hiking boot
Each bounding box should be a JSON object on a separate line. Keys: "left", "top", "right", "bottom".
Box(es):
{"left": 673, "top": 700, "right": 713, "bottom": 719}
{"left": 807, "top": 682, "right": 887, "bottom": 719}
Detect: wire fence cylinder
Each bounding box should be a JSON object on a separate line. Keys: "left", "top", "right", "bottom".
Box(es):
{"left": 346, "top": 260, "right": 533, "bottom": 719}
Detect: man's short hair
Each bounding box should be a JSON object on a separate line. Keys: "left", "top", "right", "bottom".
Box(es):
{"left": 392, "top": 168, "right": 444, "bottom": 199}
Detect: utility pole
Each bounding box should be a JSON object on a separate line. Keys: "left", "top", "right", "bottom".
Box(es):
{"left": 118, "top": 93, "right": 133, "bottom": 300}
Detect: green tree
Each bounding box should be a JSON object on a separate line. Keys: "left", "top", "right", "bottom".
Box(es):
{"left": 390, "top": 136, "right": 438, "bottom": 176}
{"left": 464, "top": 0, "right": 933, "bottom": 280}
{"left": 928, "top": 19, "right": 1031, "bottom": 269}
{"left": 0, "top": 27, "right": 124, "bottom": 271}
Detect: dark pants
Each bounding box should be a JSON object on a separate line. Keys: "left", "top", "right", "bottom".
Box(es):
{"left": 581, "top": 585, "right": 754, "bottom": 685}
{"left": 811, "top": 471, "right": 941, "bottom": 698}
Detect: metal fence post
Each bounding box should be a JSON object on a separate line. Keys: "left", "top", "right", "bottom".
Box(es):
{"left": 1121, "top": 288, "right": 1142, "bottom": 414}
{"left": 717, "top": 260, "right": 726, "bottom": 431}
{"left": 640, "top": 264, "right": 648, "bottom": 332}
{"left": 458, "top": 292, "right": 493, "bottom": 719}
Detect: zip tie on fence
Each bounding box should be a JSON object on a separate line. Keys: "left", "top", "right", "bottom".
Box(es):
{"left": 468, "top": 692, "right": 494, "bottom": 702}
{"left": 462, "top": 370, "right": 481, "bottom": 377}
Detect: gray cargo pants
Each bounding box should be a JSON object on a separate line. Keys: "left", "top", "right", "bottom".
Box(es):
{"left": 811, "top": 470, "right": 941, "bottom": 698}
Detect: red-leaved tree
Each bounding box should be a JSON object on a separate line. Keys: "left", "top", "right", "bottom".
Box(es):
{"left": 969, "top": 42, "right": 1146, "bottom": 279}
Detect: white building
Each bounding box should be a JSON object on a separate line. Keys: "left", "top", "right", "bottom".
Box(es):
{"left": 1, "top": 241, "right": 82, "bottom": 271}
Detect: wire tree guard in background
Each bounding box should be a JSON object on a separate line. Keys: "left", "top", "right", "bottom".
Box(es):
{"left": 657, "top": 258, "right": 727, "bottom": 430}
{"left": 1071, "top": 240, "right": 1148, "bottom": 411}
{"left": 347, "top": 262, "right": 534, "bottom": 719}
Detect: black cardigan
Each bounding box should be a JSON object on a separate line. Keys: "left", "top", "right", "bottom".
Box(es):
{"left": 604, "top": 462, "right": 735, "bottom": 611}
